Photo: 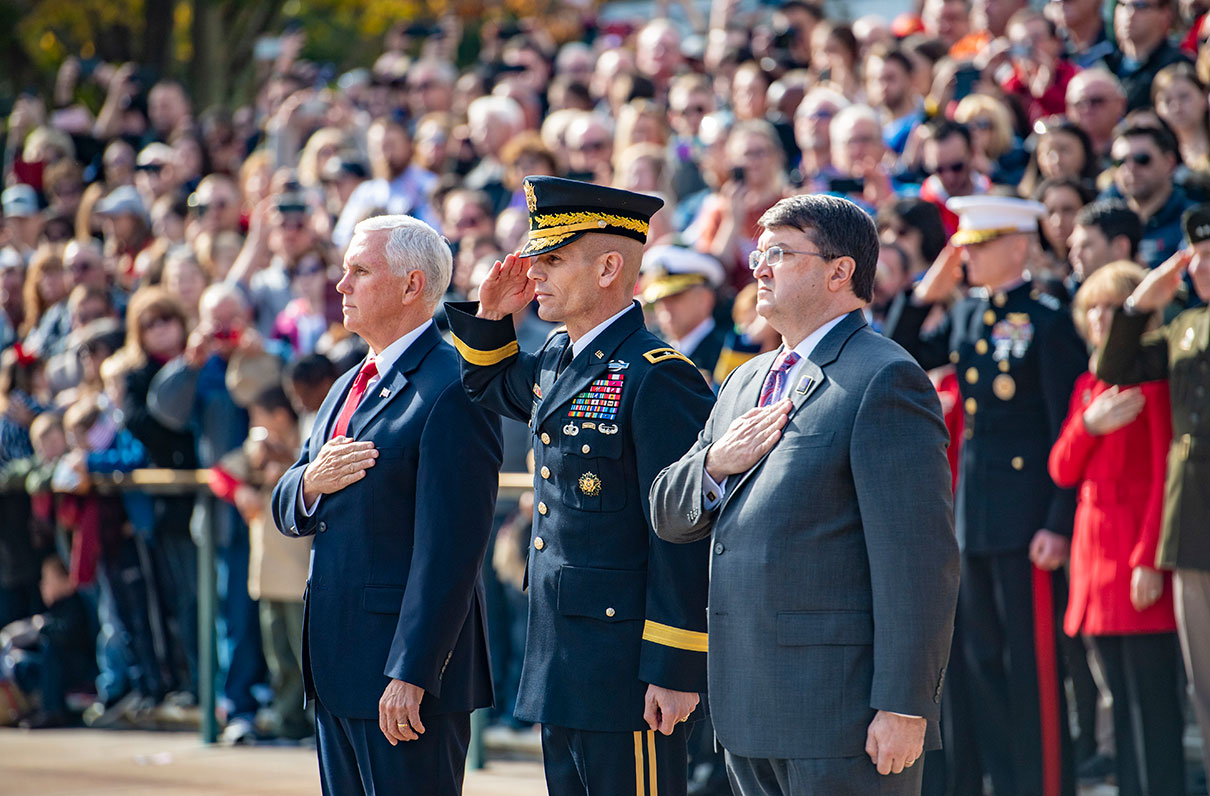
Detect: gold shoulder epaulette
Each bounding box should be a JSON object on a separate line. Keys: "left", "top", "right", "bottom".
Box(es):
{"left": 643, "top": 347, "right": 693, "bottom": 366}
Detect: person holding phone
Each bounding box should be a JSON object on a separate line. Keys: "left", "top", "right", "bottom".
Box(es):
{"left": 1094, "top": 203, "right": 1210, "bottom": 782}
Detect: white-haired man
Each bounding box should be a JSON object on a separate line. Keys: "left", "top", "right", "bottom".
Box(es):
{"left": 272, "top": 215, "right": 503, "bottom": 794}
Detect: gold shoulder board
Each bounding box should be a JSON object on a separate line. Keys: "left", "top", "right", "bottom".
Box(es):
{"left": 643, "top": 347, "right": 693, "bottom": 365}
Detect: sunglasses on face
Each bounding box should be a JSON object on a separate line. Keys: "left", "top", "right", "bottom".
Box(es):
{"left": 1112, "top": 152, "right": 1153, "bottom": 167}
{"left": 136, "top": 163, "right": 165, "bottom": 174}
{"left": 931, "top": 161, "right": 968, "bottom": 176}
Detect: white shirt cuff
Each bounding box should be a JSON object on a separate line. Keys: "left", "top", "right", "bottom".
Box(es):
{"left": 702, "top": 468, "right": 726, "bottom": 510}
{"left": 297, "top": 483, "right": 320, "bottom": 517}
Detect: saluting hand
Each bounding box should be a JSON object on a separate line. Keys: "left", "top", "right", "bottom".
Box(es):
{"left": 913, "top": 244, "right": 964, "bottom": 305}
{"left": 1129, "top": 249, "right": 1192, "bottom": 313}
{"left": 476, "top": 251, "right": 535, "bottom": 321}
{"left": 301, "top": 436, "right": 378, "bottom": 505}
{"left": 704, "top": 399, "right": 792, "bottom": 482}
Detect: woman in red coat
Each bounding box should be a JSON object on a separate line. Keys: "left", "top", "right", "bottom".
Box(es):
{"left": 1048, "top": 261, "right": 1185, "bottom": 796}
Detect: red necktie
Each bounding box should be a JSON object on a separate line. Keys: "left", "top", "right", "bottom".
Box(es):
{"left": 758, "top": 350, "right": 800, "bottom": 407}
{"left": 331, "top": 359, "right": 378, "bottom": 439}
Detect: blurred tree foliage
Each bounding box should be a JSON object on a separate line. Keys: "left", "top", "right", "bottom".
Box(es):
{"left": 2, "top": 0, "right": 578, "bottom": 114}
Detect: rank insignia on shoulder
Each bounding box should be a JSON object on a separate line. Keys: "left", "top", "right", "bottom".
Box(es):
{"left": 563, "top": 422, "right": 580, "bottom": 436}
{"left": 643, "top": 347, "right": 693, "bottom": 365}
{"left": 533, "top": 383, "right": 543, "bottom": 398}
{"left": 598, "top": 423, "right": 619, "bottom": 435}
{"left": 607, "top": 360, "right": 629, "bottom": 371}
{"left": 579, "top": 472, "right": 602, "bottom": 496}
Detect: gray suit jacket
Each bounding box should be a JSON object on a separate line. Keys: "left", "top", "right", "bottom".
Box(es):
{"left": 650, "top": 310, "right": 959, "bottom": 760}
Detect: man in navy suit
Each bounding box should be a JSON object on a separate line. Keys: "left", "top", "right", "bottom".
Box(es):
{"left": 272, "top": 215, "right": 502, "bottom": 795}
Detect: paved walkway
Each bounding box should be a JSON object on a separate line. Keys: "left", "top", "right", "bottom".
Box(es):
{"left": 0, "top": 728, "right": 546, "bottom": 795}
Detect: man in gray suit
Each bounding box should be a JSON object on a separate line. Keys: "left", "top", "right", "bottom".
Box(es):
{"left": 650, "top": 194, "right": 960, "bottom": 795}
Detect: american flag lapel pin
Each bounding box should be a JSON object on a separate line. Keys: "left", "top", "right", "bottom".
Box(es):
{"left": 379, "top": 387, "right": 391, "bottom": 398}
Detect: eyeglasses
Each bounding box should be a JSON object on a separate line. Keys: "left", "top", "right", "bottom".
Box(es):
{"left": 971, "top": 119, "right": 996, "bottom": 131}
{"left": 930, "top": 161, "right": 969, "bottom": 176}
{"left": 1111, "top": 152, "right": 1153, "bottom": 167}
{"left": 574, "top": 140, "right": 609, "bottom": 153}
{"left": 140, "top": 314, "right": 175, "bottom": 331}
{"left": 1119, "top": 1, "right": 1160, "bottom": 11}
{"left": 1070, "top": 96, "right": 1110, "bottom": 112}
{"left": 748, "top": 245, "right": 836, "bottom": 271}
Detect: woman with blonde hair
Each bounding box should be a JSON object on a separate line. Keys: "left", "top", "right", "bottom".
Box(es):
{"left": 1048, "top": 261, "right": 1186, "bottom": 796}
{"left": 612, "top": 99, "right": 670, "bottom": 167}
{"left": 296, "top": 128, "right": 348, "bottom": 189}
{"left": 954, "top": 93, "right": 1027, "bottom": 185}
{"left": 20, "top": 247, "right": 71, "bottom": 355}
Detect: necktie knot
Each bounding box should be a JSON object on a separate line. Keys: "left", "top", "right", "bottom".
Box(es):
{"left": 758, "top": 350, "right": 801, "bottom": 407}
{"left": 357, "top": 359, "right": 379, "bottom": 383}
{"left": 331, "top": 359, "right": 379, "bottom": 439}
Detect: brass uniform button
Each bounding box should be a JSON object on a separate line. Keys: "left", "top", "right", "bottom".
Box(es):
{"left": 605, "top": 607, "right": 616, "bottom": 617}
{"left": 993, "top": 293, "right": 1007, "bottom": 307}
{"left": 1030, "top": 289, "right": 1040, "bottom": 300}
{"left": 533, "top": 536, "right": 545, "bottom": 550}
{"left": 1011, "top": 456, "right": 1024, "bottom": 470}
{"left": 975, "top": 339, "right": 989, "bottom": 355}
{"left": 949, "top": 351, "right": 960, "bottom": 364}
{"left": 581, "top": 444, "right": 591, "bottom": 454}
{"left": 999, "top": 359, "right": 1011, "bottom": 373}
{"left": 538, "top": 501, "right": 548, "bottom": 515}
{"left": 965, "top": 398, "right": 978, "bottom": 415}
{"left": 540, "top": 466, "right": 551, "bottom": 479}
{"left": 993, "top": 374, "right": 1016, "bottom": 401}
{"left": 983, "top": 309, "right": 997, "bottom": 325}
{"left": 965, "top": 367, "right": 979, "bottom": 384}
{"left": 963, "top": 428, "right": 974, "bottom": 440}
{"left": 541, "top": 432, "right": 551, "bottom": 445}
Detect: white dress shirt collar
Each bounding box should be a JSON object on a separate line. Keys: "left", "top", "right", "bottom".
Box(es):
{"left": 365, "top": 319, "right": 434, "bottom": 379}
{"left": 672, "top": 317, "right": 716, "bottom": 358}
{"left": 571, "top": 302, "right": 635, "bottom": 358}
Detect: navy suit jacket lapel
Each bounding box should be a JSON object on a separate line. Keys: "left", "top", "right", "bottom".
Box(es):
{"left": 346, "top": 323, "right": 442, "bottom": 441}
{"left": 535, "top": 303, "right": 643, "bottom": 428}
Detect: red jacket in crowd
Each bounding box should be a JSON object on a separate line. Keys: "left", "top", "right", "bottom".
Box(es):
{"left": 1049, "top": 373, "right": 1177, "bottom": 637}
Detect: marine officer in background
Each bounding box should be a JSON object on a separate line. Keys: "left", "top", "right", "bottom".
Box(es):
{"left": 886, "top": 196, "right": 1087, "bottom": 796}
{"left": 445, "top": 176, "right": 716, "bottom": 796}
{"left": 640, "top": 244, "right": 728, "bottom": 382}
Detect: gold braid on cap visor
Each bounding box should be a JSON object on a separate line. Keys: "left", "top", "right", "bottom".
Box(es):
{"left": 520, "top": 211, "right": 651, "bottom": 254}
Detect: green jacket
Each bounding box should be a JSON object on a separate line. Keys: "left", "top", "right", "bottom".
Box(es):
{"left": 1096, "top": 306, "right": 1210, "bottom": 571}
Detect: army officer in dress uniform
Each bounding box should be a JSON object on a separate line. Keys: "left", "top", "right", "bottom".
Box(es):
{"left": 445, "top": 176, "right": 715, "bottom": 796}
{"left": 886, "top": 196, "right": 1087, "bottom": 796}
{"left": 1095, "top": 202, "right": 1210, "bottom": 780}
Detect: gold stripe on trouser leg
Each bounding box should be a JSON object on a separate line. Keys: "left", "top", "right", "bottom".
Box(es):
{"left": 634, "top": 731, "right": 646, "bottom": 796}
{"left": 647, "top": 730, "right": 658, "bottom": 796}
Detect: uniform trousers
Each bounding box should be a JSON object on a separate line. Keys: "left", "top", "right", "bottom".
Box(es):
{"left": 541, "top": 723, "right": 688, "bottom": 796}
{"left": 958, "top": 551, "right": 1074, "bottom": 796}
{"left": 315, "top": 698, "right": 470, "bottom": 796}
{"left": 1092, "top": 633, "right": 1185, "bottom": 796}
{"left": 1175, "top": 569, "right": 1210, "bottom": 779}
{"left": 725, "top": 750, "right": 923, "bottom": 796}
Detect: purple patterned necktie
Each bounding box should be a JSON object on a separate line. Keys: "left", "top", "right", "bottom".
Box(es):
{"left": 758, "top": 350, "right": 801, "bottom": 407}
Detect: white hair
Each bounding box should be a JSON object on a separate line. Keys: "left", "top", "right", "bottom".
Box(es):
{"left": 353, "top": 214, "right": 452, "bottom": 307}
{"left": 831, "top": 104, "right": 882, "bottom": 137}
{"left": 467, "top": 96, "right": 525, "bottom": 132}
{"left": 200, "top": 281, "right": 249, "bottom": 314}
{"left": 797, "top": 86, "right": 851, "bottom": 118}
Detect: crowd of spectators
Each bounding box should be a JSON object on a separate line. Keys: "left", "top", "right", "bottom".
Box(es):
{"left": 0, "top": 0, "right": 1206, "bottom": 790}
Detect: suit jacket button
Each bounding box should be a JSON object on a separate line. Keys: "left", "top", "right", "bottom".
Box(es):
{"left": 541, "top": 432, "right": 551, "bottom": 445}
{"left": 714, "top": 542, "right": 725, "bottom": 555}
{"left": 318, "top": 522, "right": 327, "bottom": 532}
{"left": 534, "top": 536, "right": 545, "bottom": 550}
{"left": 540, "top": 466, "right": 551, "bottom": 479}
{"left": 605, "top": 607, "right": 615, "bottom": 617}
{"left": 538, "top": 501, "right": 548, "bottom": 516}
